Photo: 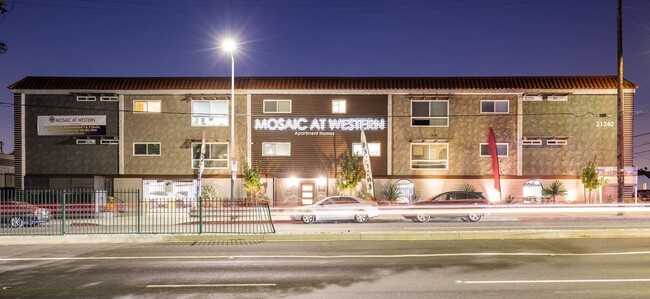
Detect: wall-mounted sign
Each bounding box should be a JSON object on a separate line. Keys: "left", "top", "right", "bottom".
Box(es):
{"left": 254, "top": 118, "right": 386, "bottom": 131}
{"left": 37, "top": 115, "right": 107, "bottom": 136}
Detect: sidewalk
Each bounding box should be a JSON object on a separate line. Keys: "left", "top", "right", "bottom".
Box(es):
{"left": 3, "top": 226, "right": 650, "bottom": 245}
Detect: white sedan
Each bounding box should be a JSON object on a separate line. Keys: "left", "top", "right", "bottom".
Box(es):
{"left": 290, "top": 196, "right": 379, "bottom": 224}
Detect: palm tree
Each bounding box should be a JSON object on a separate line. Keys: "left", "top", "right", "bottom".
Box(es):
{"left": 543, "top": 180, "right": 568, "bottom": 203}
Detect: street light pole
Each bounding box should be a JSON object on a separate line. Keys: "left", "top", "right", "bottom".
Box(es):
{"left": 222, "top": 40, "right": 237, "bottom": 202}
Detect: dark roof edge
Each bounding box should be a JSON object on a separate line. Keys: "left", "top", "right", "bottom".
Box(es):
{"left": 8, "top": 75, "right": 638, "bottom": 90}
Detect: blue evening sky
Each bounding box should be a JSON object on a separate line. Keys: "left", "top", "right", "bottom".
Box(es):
{"left": 0, "top": 0, "right": 649, "bottom": 169}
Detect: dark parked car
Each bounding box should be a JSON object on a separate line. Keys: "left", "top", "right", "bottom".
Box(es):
{"left": 402, "top": 191, "right": 490, "bottom": 223}
{"left": 0, "top": 201, "right": 51, "bottom": 228}
{"left": 638, "top": 190, "right": 650, "bottom": 202}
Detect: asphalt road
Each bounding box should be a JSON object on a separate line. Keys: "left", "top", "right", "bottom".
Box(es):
{"left": 3, "top": 239, "right": 650, "bottom": 298}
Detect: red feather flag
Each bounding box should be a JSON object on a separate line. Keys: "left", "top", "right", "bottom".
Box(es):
{"left": 488, "top": 128, "right": 501, "bottom": 192}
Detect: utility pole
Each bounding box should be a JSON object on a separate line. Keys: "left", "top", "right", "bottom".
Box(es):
{"left": 617, "top": 0, "right": 625, "bottom": 204}
{"left": 0, "top": 0, "right": 8, "bottom": 54}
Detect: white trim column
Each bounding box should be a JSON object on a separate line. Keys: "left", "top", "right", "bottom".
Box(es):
{"left": 517, "top": 94, "right": 523, "bottom": 176}
{"left": 119, "top": 94, "right": 125, "bottom": 175}
{"left": 247, "top": 93, "right": 252, "bottom": 166}
{"left": 387, "top": 94, "right": 393, "bottom": 176}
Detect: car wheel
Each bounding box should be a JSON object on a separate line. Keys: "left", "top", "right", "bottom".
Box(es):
{"left": 354, "top": 211, "right": 368, "bottom": 223}
{"left": 10, "top": 217, "right": 24, "bottom": 228}
{"left": 466, "top": 213, "right": 482, "bottom": 222}
{"left": 301, "top": 213, "right": 315, "bottom": 224}
{"left": 415, "top": 213, "right": 431, "bottom": 223}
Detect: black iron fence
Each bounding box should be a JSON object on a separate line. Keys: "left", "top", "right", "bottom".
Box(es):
{"left": 0, "top": 189, "right": 275, "bottom": 235}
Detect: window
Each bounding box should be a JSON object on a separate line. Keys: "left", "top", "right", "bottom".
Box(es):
{"left": 100, "top": 96, "right": 118, "bottom": 102}
{"left": 547, "top": 139, "right": 568, "bottom": 146}
{"left": 263, "top": 99, "right": 291, "bottom": 113}
{"left": 133, "top": 143, "right": 161, "bottom": 156}
{"left": 411, "top": 100, "right": 449, "bottom": 126}
{"left": 192, "top": 143, "right": 228, "bottom": 169}
{"left": 76, "top": 96, "right": 96, "bottom": 102}
{"left": 480, "top": 100, "right": 509, "bottom": 113}
{"left": 547, "top": 95, "right": 568, "bottom": 102}
{"left": 522, "top": 94, "right": 543, "bottom": 101}
{"left": 100, "top": 139, "right": 119, "bottom": 145}
{"left": 262, "top": 142, "right": 291, "bottom": 156}
{"left": 480, "top": 143, "right": 509, "bottom": 157}
{"left": 191, "top": 100, "right": 228, "bottom": 126}
{"left": 411, "top": 143, "right": 448, "bottom": 170}
{"left": 332, "top": 99, "right": 346, "bottom": 114}
{"left": 134, "top": 100, "right": 161, "bottom": 113}
{"left": 522, "top": 139, "right": 542, "bottom": 146}
{"left": 352, "top": 143, "right": 381, "bottom": 157}
{"left": 76, "top": 139, "right": 96, "bottom": 145}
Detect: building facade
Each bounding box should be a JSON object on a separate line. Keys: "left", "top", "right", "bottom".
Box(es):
{"left": 10, "top": 76, "right": 637, "bottom": 204}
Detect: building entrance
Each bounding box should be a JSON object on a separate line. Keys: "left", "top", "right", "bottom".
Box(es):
{"left": 300, "top": 183, "right": 315, "bottom": 205}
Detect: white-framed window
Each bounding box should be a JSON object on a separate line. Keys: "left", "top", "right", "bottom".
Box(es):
{"left": 410, "top": 143, "right": 448, "bottom": 170}
{"left": 133, "top": 100, "right": 161, "bottom": 113}
{"left": 76, "top": 95, "right": 96, "bottom": 102}
{"left": 411, "top": 99, "right": 449, "bottom": 126}
{"left": 191, "top": 142, "right": 228, "bottom": 169}
{"left": 546, "top": 139, "right": 568, "bottom": 146}
{"left": 547, "top": 95, "right": 568, "bottom": 102}
{"left": 100, "top": 139, "right": 119, "bottom": 145}
{"left": 191, "top": 100, "right": 228, "bottom": 126}
{"left": 100, "top": 96, "right": 118, "bottom": 102}
{"left": 262, "top": 142, "right": 291, "bottom": 156}
{"left": 522, "top": 95, "right": 543, "bottom": 101}
{"left": 480, "top": 100, "right": 509, "bottom": 113}
{"left": 76, "top": 139, "right": 96, "bottom": 145}
{"left": 332, "top": 99, "right": 347, "bottom": 114}
{"left": 352, "top": 143, "right": 381, "bottom": 157}
{"left": 479, "top": 143, "right": 509, "bottom": 157}
{"left": 133, "top": 142, "right": 161, "bottom": 156}
{"left": 263, "top": 99, "right": 291, "bottom": 113}
{"left": 522, "top": 139, "right": 542, "bottom": 146}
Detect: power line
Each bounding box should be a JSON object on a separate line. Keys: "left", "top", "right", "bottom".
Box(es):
{"left": 635, "top": 141, "right": 650, "bottom": 148}
{"left": 10, "top": 0, "right": 562, "bottom": 15}
{"left": 635, "top": 131, "right": 650, "bottom": 138}
{"left": 0, "top": 100, "right": 632, "bottom": 119}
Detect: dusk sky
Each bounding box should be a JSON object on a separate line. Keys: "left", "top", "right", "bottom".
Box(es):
{"left": 0, "top": 0, "right": 649, "bottom": 169}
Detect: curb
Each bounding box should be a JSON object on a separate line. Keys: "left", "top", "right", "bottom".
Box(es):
{"left": 3, "top": 228, "right": 650, "bottom": 245}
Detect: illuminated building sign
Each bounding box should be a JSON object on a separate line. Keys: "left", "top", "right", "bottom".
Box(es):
{"left": 254, "top": 118, "right": 386, "bottom": 131}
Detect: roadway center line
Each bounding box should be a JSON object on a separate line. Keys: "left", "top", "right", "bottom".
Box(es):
{"left": 455, "top": 278, "right": 650, "bottom": 284}
{"left": 146, "top": 283, "right": 277, "bottom": 288}
{"left": 4, "top": 251, "right": 650, "bottom": 261}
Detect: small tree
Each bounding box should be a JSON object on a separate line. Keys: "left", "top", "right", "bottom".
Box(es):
{"left": 335, "top": 152, "right": 364, "bottom": 195}
{"left": 201, "top": 185, "right": 219, "bottom": 207}
{"left": 580, "top": 157, "right": 608, "bottom": 204}
{"left": 243, "top": 162, "right": 263, "bottom": 201}
{"left": 543, "top": 180, "right": 568, "bottom": 203}
{"left": 380, "top": 182, "right": 401, "bottom": 203}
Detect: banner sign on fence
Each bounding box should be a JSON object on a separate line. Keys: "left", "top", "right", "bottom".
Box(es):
{"left": 37, "top": 115, "right": 107, "bottom": 136}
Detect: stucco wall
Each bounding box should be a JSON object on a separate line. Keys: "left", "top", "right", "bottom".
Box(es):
{"left": 123, "top": 94, "right": 247, "bottom": 175}
{"left": 522, "top": 95, "right": 617, "bottom": 175}
{"left": 24, "top": 94, "right": 119, "bottom": 175}
{"left": 391, "top": 94, "right": 518, "bottom": 176}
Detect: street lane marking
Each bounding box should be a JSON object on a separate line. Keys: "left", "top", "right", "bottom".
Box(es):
{"left": 4, "top": 251, "right": 650, "bottom": 261}
{"left": 455, "top": 279, "right": 650, "bottom": 284}
{"left": 146, "top": 283, "right": 277, "bottom": 288}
